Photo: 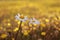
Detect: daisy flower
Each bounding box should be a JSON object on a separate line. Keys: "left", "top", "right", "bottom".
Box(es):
{"left": 29, "top": 17, "right": 40, "bottom": 26}
{"left": 15, "top": 13, "right": 28, "bottom": 22}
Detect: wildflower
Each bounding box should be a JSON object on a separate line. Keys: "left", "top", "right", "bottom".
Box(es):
{"left": 23, "top": 30, "right": 29, "bottom": 36}
{"left": 45, "top": 19, "right": 49, "bottom": 22}
{"left": 0, "top": 26, "right": 9, "bottom": 39}
{"left": 15, "top": 13, "right": 29, "bottom": 40}
{"left": 15, "top": 13, "right": 28, "bottom": 22}
{"left": 7, "top": 23, "right": 11, "bottom": 26}
{"left": 41, "top": 32, "right": 46, "bottom": 36}
{"left": 13, "top": 27, "right": 19, "bottom": 32}
{"left": 0, "top": 34, "right": 8, "bottom": 38}
{"left": 33, "top": 27, "right": 37, "bottom": 30}
{"left": 22, "top": 26, "right": 29, "bottom": 30}
{"left": 40, "top": 23, "right": 46, "bottom": 27}
{"left": 29, "top": 17, "right": 40, "bottom": 26}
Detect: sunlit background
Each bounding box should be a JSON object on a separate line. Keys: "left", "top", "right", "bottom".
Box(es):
{"left": 0, "top": 0, "right": 60, "bottom": 40}
{"left": 0, "top": 0, "right": 60, "bottom": 16}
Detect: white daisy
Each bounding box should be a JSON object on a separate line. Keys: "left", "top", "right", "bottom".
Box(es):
{"left": 15, "top": 13, "right": 28, "bottom": 22}
{"left": 29, "top": 17, "right": 40, "bottom": 25}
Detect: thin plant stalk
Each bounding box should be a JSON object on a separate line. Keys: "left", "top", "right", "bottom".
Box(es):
{"left": 8, "top": 32, "right": 12, "bottom": 40}
{"left": 15, "top": 21, "right": 22, "bottom": 40}
{"left": 32, "top": 25, "right": 34, "bottom": 40}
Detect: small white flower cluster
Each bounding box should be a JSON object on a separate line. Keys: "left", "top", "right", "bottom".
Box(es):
{"left": 15, "top": 13, "right": 40, "bottom": 25}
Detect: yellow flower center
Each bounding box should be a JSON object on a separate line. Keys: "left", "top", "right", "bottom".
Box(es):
{"left": 20, "top": 14, "right": 24, "bottom": 19}
{"left": 32, "top": 20, "right": 35, "bottom": 22}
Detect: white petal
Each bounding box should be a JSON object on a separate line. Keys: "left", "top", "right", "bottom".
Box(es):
{"left": 35, "top": 21, "right": 40, "bottom": 24}
{"left": 29, "top": 18, "right": 32, "bottom": 21}
{"left": 30, "top": 18, "right": 40, "bottom": 25}
{"left": 24, "top": 16, "right": 28, "bottom": 20}
{"left": 22, "top": 19, "right": 26, "bottom": 22}
{"left": 15, "top": 15, "right": 20, "bottom": 20}
{"left": 35, "top": 20, "right": 40, "bottom": 24}
{"left": 33, "top": 18, "right": 36, "bottom": 20}
{"left": 29, "top": 21, "right": 33, "bottom": 25}
{"left": 17, "top": 13, "right": 20, "bottom": 16}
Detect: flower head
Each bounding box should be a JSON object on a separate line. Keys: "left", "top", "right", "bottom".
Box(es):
{"left": 15, "top": 13, "right": 28, "bottom": 22}
{"left": 41, "top": 32, "right": 46, "bottom": 36}
{"left": 29, "top": 17, "right": 40, "bottom": 26}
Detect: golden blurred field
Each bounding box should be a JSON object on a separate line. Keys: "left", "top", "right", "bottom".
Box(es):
{"left": 0, "top": 0, "right": 60, "bottom": 40}
{"left": 0, "top": 0, "right": 60, "bottom": 17}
